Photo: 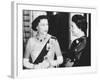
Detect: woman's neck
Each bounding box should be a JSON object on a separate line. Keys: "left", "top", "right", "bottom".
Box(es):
{"left": 36, "top": 32, "right": 47, "bottom": 42}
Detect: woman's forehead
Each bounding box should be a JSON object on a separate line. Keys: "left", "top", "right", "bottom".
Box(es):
{"left": 39, "top": 19, "right": 48, "bottom": 23}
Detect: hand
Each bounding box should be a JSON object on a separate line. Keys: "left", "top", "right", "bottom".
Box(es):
{"left": 34, "top": 60, "right": 50, "bottom": 69}
{"left": 34, "top": 64, "right": 40, "bottom": 69}
{"left": 65, "top": 58, "right": 74, "bottom": 67}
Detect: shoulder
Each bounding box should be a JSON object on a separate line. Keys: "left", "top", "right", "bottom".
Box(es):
{"left": 78, "top": 36, "right": 86, "bottom": 42}
{"left": 81, "top": 36, "right": 86, "bottom": 40}
{"left": 27, "top": 37, "right": 36, "bottom": 45}
{"left": 72, "top": 36, "right": 86, "bottom": 46}
{"left": 47, "top": 34, "right": 57, "bottom": 41}
{"left": 28, "top": 37, "right": 35, "bottom": 42}
{"left": 48, "top": 35, "right": 58, "bottom": 45}
{"left": 51, "top": 36, "right": 57, "bottom": 40}
{"left": 49, "top": 35, "right": 57, "bottom": 43}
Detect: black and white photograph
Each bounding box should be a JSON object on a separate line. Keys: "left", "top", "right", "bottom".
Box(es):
{"left": 11, "top": 2, "right": 96, "bottom": 78}
{"left": 23, "top": 10, "right": 91, "bottom": 69}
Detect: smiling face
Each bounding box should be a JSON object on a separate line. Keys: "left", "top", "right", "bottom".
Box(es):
{"left": 37, "top": 19, "right": 49, "bottom": 35}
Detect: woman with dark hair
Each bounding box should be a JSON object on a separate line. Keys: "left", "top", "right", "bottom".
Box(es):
{"left": 23, "top": 15, "right": 63, "bottom": 69}
{"left": 65, "top": 14, "right": 87, "bottom": 67}
{"left": 72, "top": 15, "right": 87, "bottom": 36}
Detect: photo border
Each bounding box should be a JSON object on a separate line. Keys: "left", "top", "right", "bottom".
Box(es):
{"left": 11, "top": 1, "right": 97, "bottom": 78}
